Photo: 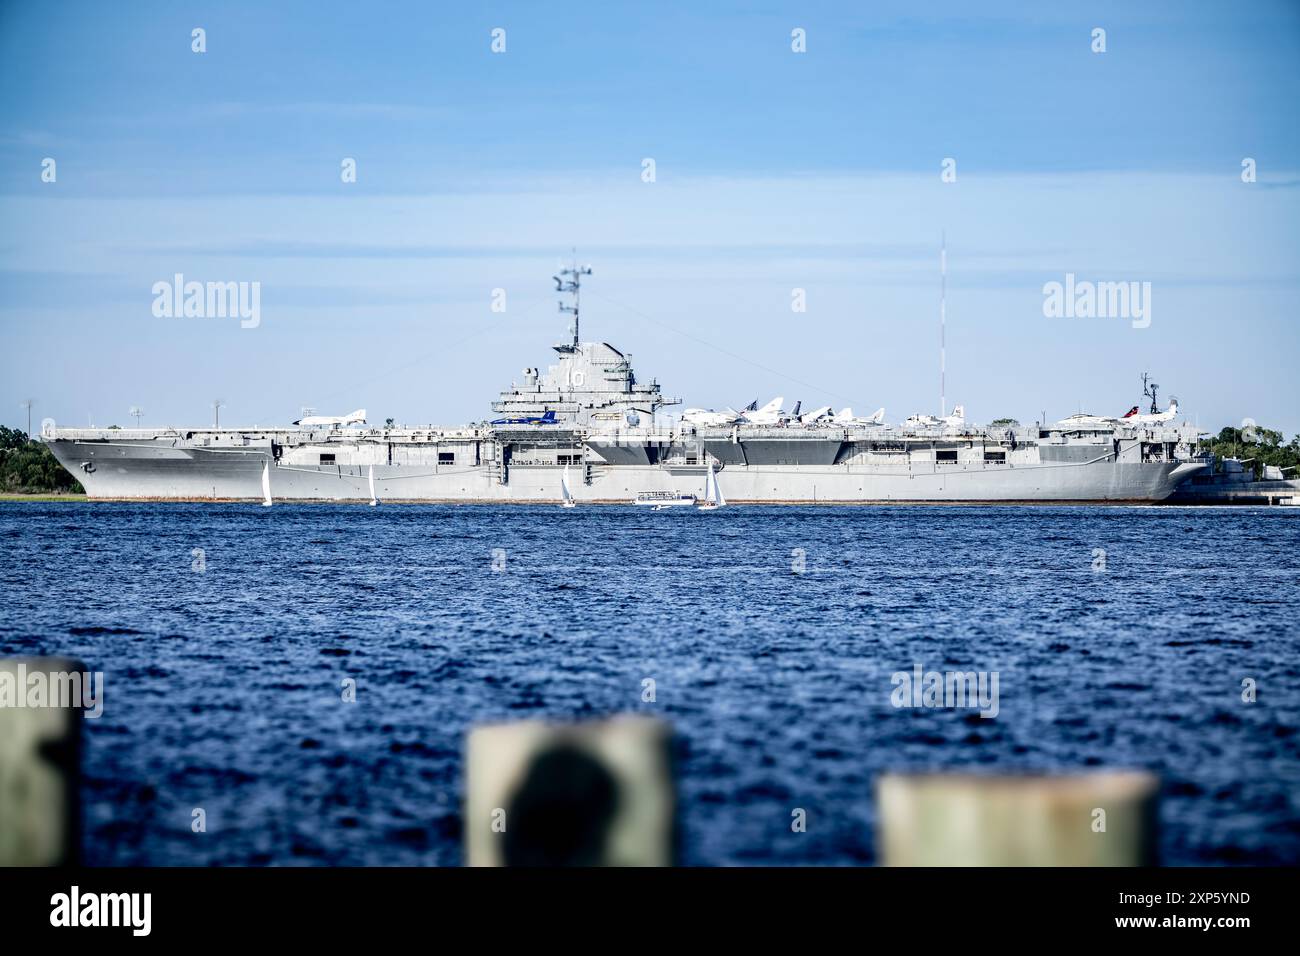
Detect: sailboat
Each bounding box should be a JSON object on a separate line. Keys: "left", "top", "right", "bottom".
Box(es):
{"left": 697, "top": 460, "right": 726, "bottom": 511}
{"left": 261, "top": 460, "right": 273, "bottom": 507}
{"left": 368, "top": 463, "right": 380, "bottom": 506}
{"left": 560, "top": 463, "right": 577, "bottom": 508}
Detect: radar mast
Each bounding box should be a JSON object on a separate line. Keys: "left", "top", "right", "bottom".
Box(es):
{"left": 1142, "top": 372, "right": 1159, "bottom": 415}
{"left": 552, "top": 252, "right": 592, "bottom": 353}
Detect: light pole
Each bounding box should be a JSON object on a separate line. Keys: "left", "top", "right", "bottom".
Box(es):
{"left": 212, "top": 399, "right": 225, "bottom": 428}
{"left": 130, "top": 406, "right": 144, "bottom": 428}
{"left": 19, "top": 399, "right": 33, "bottom": 438}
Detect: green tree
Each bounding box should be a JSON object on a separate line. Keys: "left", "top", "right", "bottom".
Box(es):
{"left": 1200, "top": 425, "right": 1300, "bottom": 480}
{"left": 0, "top": 426, "right": 84, "bottom": 493}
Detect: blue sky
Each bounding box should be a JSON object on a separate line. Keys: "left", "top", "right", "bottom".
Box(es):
{"left": 2, "top": 0, "right": 1298, "bottom": 434}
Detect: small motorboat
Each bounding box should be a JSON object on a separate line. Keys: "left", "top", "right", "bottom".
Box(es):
{"left": 632, "top": 491, "right": 696, "bottom": 508}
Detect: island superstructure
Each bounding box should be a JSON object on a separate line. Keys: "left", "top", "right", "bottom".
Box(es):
{"left": 42, "top": 266, "right": 1208, "bottom": 503}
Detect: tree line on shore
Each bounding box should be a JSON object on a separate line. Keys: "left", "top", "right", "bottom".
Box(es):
{"left": 1200, "top": 426, "right": 1300, "bottom": 480}
{"left": 0, "top": 426, "right": 84, "bottom": 494}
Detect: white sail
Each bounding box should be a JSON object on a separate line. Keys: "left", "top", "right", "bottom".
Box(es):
{"left": 698, "top": 460, "right": 726, "bottom": 510}
{"left": 561, "top": 463, "right": 577, "bottom": 507}
{"left": 261, "top": 460, "right": 272, "bottom": 507}
{"left": 368, "top": 463, "right": 379, "bottom": 506}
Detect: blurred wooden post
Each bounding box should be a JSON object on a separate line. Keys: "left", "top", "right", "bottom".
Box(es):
{"left": 466, "top": 716, "right": 673, "bottom": 867}
{"left": 0, "top": 658, "right": 84, "bottom": 866}
{"left": 876, "top": 771, "right": 1158, "bottom": 866}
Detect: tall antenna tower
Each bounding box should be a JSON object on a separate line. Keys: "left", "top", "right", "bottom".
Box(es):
{"left": 940, "top": 232, "right": 947, "bottom": 417}
{"left": 552, "top": 251, "right": 591, "bottom": 352}
{"left": 19, "top": 399, "right": 33, "bottom": 438}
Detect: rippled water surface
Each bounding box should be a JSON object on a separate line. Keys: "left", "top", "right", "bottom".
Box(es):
{"left": 1, "top": 502, "right": 1298, "bottom": 865}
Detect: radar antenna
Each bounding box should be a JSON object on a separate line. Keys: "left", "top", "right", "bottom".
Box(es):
{"left": 939, "top": 232, "right": 947, "bottom": 417}
{"left": 1141, "top": 372, "right": 1159, "bottom": 415}
{"left": 552, "top": 251, "right": 591, "bottom": 351}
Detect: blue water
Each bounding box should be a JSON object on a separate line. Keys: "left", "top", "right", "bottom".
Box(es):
{"left": 1, "top": 503, "right": 1298, "bottom": 865}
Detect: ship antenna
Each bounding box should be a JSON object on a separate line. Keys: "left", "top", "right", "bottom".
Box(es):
{"left": 553, "top": 250, "right": 592, "bottom": 350}
{"left": 940, "top": 232, "right": 947, "bottom": 417}
{"left": 1142, "top": 372, "right": 1159, "bottom": 414}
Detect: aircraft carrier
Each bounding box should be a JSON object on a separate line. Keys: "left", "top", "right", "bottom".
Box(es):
{"left": 42, "top": 266, "right": 1208, "bottom": 504}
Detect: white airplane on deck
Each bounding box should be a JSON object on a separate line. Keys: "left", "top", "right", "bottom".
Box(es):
{"left": 832, "top": 407, "right": 885, "bottom": 427}
{"left": 681, "top": 406, "right": 741, "bottom": 427}
{"left": 740, "top": 397, "right": 785, "bottom": 426}
{"left": 1122, "top": 398, "right": 1179, "bottom": 424}
{"left": 904, "top": 405, "right": 966, "bottom": 432}
{"left": 1058, "top": 399, "right": 1179, "bottom": 428}
{"left": 293, "top": 408, "right": 367, "bottom": 428}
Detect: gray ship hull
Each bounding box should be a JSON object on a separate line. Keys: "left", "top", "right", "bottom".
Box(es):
{"left": 46, "top": 431, "right": 1204, "bottom": 503}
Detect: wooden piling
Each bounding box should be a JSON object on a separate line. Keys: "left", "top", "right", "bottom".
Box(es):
{"left": 0, "top": 658, "right": 84, "bottom": 866}
{"left": 876, "top": 771, "right": 1158, "bottom": 866}
{"left": 466, "top": 716, "right": 673, "bottom": 866}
